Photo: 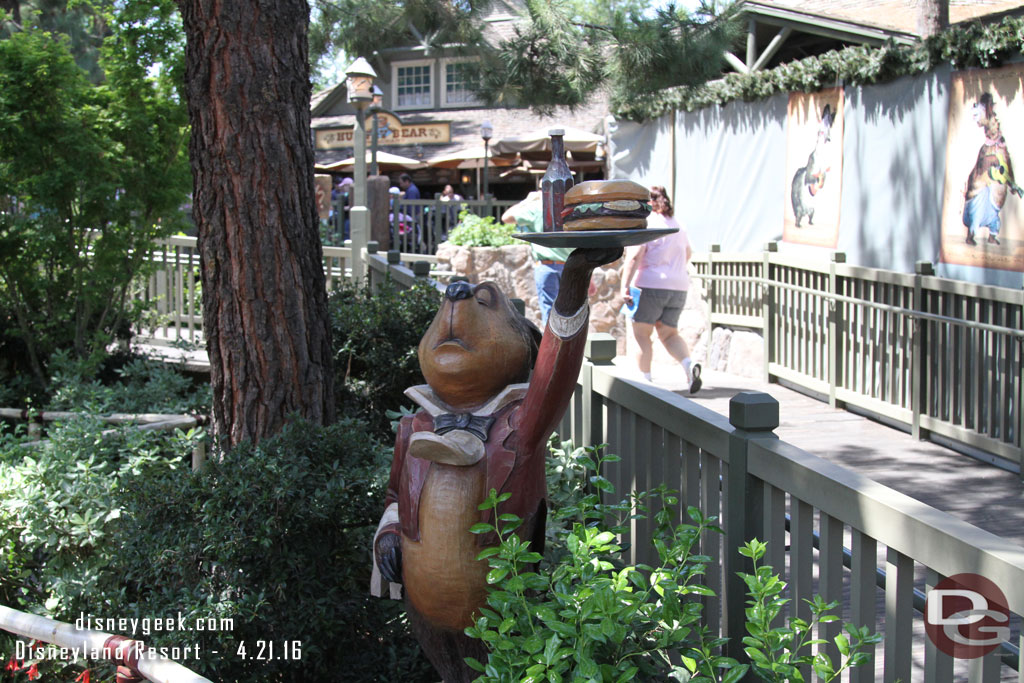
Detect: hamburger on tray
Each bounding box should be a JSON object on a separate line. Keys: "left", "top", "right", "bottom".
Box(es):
{"left": 512, "top": 178, "right": 675, "bottom": 248}
{"left": 561, "top": 180, "right": 652, "bottom": 231}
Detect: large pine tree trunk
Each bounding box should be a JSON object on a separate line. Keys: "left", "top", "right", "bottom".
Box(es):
{"left": 179, "top": 0, "right": 334, "bottom": 448}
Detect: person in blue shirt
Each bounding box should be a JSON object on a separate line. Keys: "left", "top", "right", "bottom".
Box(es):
{"left": 399, "top": 173, "right": 420, "bottom": 200}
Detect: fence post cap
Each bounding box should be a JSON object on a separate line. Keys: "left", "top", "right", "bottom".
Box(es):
{"left": 387, "top": 250, "right": 401, "bottom": 264}
{"left": 764, "top": 241, "right": 779, "bottom": 252}
{"left": 915, "top": 260, "right": 935, "bottom": 276}
{"left": 729, "top": 392, "right": 779, "bottom": 431}
{"left": 366, "top": 241, "right": 380, "bottom": 254}
{"left": 412, "top": 261, "right": 431, "bottom": 277}
{"left": 510, "top": 298, "right": 526, "bottom": 316}
{"left": 585, "top": 333, "right": 617, "bottom": 364}
{"left": 710, "top": 244, "right": 722, "bottom": 253}
{"left": 831, "top": 251, "right": 846, "bottom": 263}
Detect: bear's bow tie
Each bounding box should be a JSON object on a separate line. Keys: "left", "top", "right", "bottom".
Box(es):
{"left": 433, "top": 413, "right": 495, "bottom": 441}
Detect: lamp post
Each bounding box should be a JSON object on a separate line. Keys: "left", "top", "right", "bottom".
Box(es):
{"left": 369, "top": 85, "right": 383, "bottom": 176}
{"left": 480, "top": 120, "right": 493, "bottom": 203}
{"left": 345, "top": 56, "right": 377, "bottom": 283}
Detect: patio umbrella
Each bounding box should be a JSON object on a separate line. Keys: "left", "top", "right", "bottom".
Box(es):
{"left": 490, "top": 126, "right": 604, "bottom": 155}
{"left": 426, "top": 146, "right": 518, "bottom": 170}
{"left": 315, "top": 151, "right": 426, "bottom": 173}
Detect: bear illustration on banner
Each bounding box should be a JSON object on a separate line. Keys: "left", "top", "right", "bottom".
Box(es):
{"left": 940, "top": 63, "right": 1024, "bottom": 273}
{"left": 783, "top": 88, "right": 844, "bottom": 249}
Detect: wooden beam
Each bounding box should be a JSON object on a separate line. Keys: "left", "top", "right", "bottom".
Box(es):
{"left": 723, "top": 50, "right": 749, "bottom": 74}
{"left": 746, "top": 17, "right": 757, "bottom": 68}
{"left": 751, "top": 26, "right": 792, "bottom": 72}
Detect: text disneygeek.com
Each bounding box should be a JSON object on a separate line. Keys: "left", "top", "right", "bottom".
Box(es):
{"left": 74, "top": 612, "right": 234, "bottom": 637}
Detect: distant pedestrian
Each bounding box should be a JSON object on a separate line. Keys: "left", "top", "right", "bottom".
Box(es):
{"left": 439, "top": 184, "right": 463, "bottom": 238}
{"left": 398, "top": 173, "right": 420, "bottom": 200}
{"left": 620, "top": 185, "right": 701, "bottom": 393}
{"left": 502, "top": 191, "right": 570, "bottom": 325}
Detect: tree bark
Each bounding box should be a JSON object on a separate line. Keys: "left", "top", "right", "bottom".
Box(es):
{"left": 179, "top": 0, "right": 334, "bottom": 448}
{"left": 916, "top": 0, "right": 949, "bottom": 38}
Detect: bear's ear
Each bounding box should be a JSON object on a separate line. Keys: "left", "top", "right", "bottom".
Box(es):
{"left": 525, "top": 317, "right": 543, "bottom": 369}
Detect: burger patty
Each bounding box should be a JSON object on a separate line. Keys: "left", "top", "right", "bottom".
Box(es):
{"left": 562, "top": 200, "right": 651, "bottom": 222}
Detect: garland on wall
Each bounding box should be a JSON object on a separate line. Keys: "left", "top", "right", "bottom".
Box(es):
{"left": 612, "top": 15, "right": 1024, "bottom": 121}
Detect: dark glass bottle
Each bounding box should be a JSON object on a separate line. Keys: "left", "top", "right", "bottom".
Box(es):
{"left": 542, "top": 129, "right": 574, "bottom": 232}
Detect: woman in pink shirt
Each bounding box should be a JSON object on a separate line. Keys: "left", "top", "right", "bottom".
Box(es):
{"left": 620, "top": 186, "right": 702, "bottom": 393}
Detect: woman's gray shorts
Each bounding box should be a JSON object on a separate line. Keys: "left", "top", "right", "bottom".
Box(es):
{"left": 633, "top": 288, "right": 687, "bottom": 327}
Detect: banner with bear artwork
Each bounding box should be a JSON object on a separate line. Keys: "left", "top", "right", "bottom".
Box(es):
{"left": 783, "top": 88, "right": 844, "bottom": 248}
{"left": 940, "top": 64, "right": 1024, "bottom": 273}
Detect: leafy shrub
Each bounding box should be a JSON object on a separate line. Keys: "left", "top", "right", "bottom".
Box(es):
{"left": 328, "top": 278, "right": 440, "bottom": 439}
{"left": 0, "top": 26, "right": 190, "bottom": 390}
{"left": 44, "top": 350, "right": 210, "bottom": 415}
{"left": 446, "top": 210, "right": 517, "bottom": 247}
{"left": 467, "top": 445, "right": 879, "bottom": 682}
{"left": 111, "top": 418, "right": 433, "bottom": 683}
{"left": 0, "top": 417, "right": 200, "bottom": 681}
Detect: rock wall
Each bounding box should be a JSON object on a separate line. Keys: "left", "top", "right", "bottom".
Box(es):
{"left": 434, "top": 243, "right": 763, "bottom": 378}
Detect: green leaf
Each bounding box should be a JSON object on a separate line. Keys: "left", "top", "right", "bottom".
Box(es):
{"left": 722, "top": 664, "right": 750, "bottom": 683}
{"left": 544, "top": 634, "right": 561, "bottom": 665}
{"left": 835, "top": 633, "right": 850, "bottom": 656}
{"left": 476, "top": 546, "right": 502, "bottom": 560}
{"left": 487, "top": 567, "right": 510, "bottom": 584}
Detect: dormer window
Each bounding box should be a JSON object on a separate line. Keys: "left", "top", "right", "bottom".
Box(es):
{"left": 442, "top": 59, "right": 480, "bottom": 107}
{"left": 393, "top": 60, "right": 433, "bottom": 110}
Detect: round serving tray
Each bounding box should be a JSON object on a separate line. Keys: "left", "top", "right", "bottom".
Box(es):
{"left": 512, "top": 227, "right": 677, "bottom": 249}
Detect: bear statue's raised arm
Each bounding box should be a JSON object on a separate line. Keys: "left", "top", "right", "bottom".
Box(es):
{"left": 515, "top": 247, "right": 623, "bottom": 455}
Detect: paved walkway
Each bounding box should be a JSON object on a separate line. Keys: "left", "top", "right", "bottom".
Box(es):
{"left": 615, "top": 356, "right": 1024, "bottom": 550}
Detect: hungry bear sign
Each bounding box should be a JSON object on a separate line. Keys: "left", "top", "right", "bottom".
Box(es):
{"left": 314, "top": 112, "right": 451, "bottom": 150}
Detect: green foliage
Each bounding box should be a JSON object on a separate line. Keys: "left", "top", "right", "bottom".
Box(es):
{"left": 44, "top": 350, "right": 210, "bottom": 415}
{"left": 309, "top": 0, "right": 486, "bottom": 86}
{"left": 447, "top": 210, "right": 517, "bottom": 248}
{"left": 466, "top": 445, "right": 745, "bottom": 682}
{"left": 0, "top": 416, "right": 200, "bottom": 680}
{"left": 467, "top": 444, "right": 879, "bottom": 682}
{"left": 328, "top": 277, "right": 441, "bottom": 439}
{"left": 471, "top": 0, "right": 606, "bottom": 114}
{"left": 470, "top": 0, "right": 736, "bottom": 115}
{"left": 739, "top": 539, "right": 882, "bottom": 682}
{"left": 0, "top": 416, "right": 434, "bottom": 682}
{"left": 616, "top": 14, "right": 1024, "bottom": 121}
{"left": 103, "top": 418, "right": 433, "bottom": 682}
{"left": 0, "top": 22, "right": 190, "bottom": 389}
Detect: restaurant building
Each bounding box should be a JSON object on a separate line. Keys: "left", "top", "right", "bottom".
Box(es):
{"left": 309, "top": 0, "right": 609, "bottom": 200}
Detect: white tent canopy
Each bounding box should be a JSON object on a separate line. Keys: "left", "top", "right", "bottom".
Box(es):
{"left": 426, "top": 146, "right": 519, "bottom": 170}
{"left": 315, "top": 151, "right": 426, "bottom": 172}
{"left": 491, "top": 126, "right": 604, "bottom": 155}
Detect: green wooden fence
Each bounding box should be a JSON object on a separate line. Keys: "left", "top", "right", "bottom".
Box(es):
{"left": 558, "top": 343, "right": 1024, "bottom": 682}
{"left": 694, "top": 244, "right": 1024, "bottom": 470}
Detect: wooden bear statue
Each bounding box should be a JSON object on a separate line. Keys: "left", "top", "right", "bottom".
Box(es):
{"left": 371, "top": 247, "right": 621, "bottom": 682}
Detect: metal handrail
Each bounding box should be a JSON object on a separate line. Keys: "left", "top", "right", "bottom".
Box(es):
{"left": 692, "top": 271, "right": 1024, "bottom": 339}
{"left": 0, "top": 605, "right": 211, "bottom": 683}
